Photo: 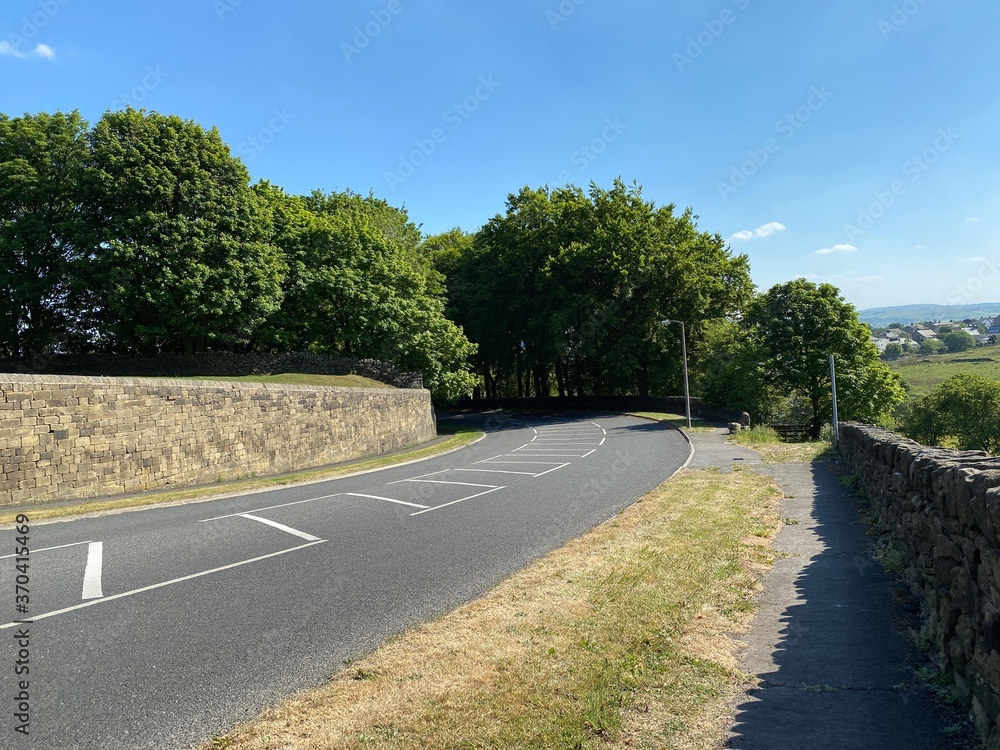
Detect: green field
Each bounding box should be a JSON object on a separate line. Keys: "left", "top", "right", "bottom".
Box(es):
{"left": 176, "top": 372, "right": 394, "bottom": 388}
{"left": 888, "top": 346, "right": 1000, "bottom": 396}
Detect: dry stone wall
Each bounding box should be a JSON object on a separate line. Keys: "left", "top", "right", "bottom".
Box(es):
{"left": 0, "top": 374, "right": 436, "bottom": 506}
{"left": 839, "top": 422, "right": 1000, "bottom": 748}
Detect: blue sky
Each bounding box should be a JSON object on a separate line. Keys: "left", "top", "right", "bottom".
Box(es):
{"left": 2, "top": 0, "right": 999, "bottom": 310}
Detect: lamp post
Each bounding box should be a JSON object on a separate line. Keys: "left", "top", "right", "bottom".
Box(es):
{"left": 662, "top": 319, "right": 692, "bottom": 429}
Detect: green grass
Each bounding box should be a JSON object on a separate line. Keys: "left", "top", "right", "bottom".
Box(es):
{"left": 888, "top": 346, "right": 1000, "bottom": 396}
{"left": 729, "top": 426, "right": 834, "bottom": 463}
{"left": 0, "top": 422, "right": 480, "bottom": 524}
{"left": 729, "top": 425, "right": 781, "bottom": 446}
{"left": 180, "top": 373, "right": 394, "bottom": 389}
{"left": 628, "top": 411, "right": 720, "bottom": 432}
{"left": 200, "top": 467, "right": 782, "bottom": 750}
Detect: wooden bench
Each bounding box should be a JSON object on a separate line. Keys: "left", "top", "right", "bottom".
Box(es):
{"left": 770, "top": 424, "right": 813, "bottom": 443}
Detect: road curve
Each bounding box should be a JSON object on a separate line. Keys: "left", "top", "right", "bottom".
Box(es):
{"left": 2, "top": 411, "right": 689, "bottom": 749}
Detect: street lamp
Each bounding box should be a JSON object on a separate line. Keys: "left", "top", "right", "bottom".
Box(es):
{"left": 661, "top": 319, "right": 692, "bottom": 429}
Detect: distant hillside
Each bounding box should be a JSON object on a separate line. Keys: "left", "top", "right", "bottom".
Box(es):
{"left": 858, "top": 303, "right": 1000, "bottom": 328}
{"left": 888, "top": 347, "right": 1000, "bottom": 396}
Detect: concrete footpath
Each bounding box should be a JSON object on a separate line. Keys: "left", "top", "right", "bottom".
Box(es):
{"left": 686, "top": 428, "right": 974, "bottom": 750}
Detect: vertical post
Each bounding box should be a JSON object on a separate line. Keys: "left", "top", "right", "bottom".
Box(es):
{"left": 680, "top": 321, "right": 692, "bottom": 429}
{"left": 829, "top": 354, "right": 839, "bottom": 447}
{"left": 662, "top": 319, "right": 692, "bottom": 429}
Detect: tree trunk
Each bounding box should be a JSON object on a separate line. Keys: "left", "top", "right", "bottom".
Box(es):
{"left": 810, "top": 392, "right": 822, "bottom": 440}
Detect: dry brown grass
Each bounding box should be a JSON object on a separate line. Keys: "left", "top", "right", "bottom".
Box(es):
{"left": 202, "top": 468, "right": 782, "bottom": 750}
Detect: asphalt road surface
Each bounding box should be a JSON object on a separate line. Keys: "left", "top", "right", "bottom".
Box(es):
{"left": 1, "top": 411, "right": 689, "bottom": 749}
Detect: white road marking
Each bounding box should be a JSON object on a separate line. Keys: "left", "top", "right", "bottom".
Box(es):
{"left": 199, "top": 493, "right": 343, "bottom": 523}
{"left": 474, "top": 460, "right": 565, "bottom": 466}
{"left": 0, "top": 540, "right": 92, "bottom": 560}
{"left": 387, "top": 470, "right": 450, "bottom": 484}
{"left": 403, "top": 478, "right": 500, "bottom": 488}
{"left": 239, "top": 514, "right": 321, "bottom": 542}
{"left": 0, "top": 540, "right": 326, "bottom": 631}
{"left": 530, "top": 464, "right": 571, "bottom": 477}
{"left": 409, "top": 487, "right": 505, "bottom": 516}
{"left": 514, "top": 453, "right": 590, "bottom": 458}
{"left": 343, "top": 493, "right": 429, "bottom": 510}
{"left": 82, "top": 542, "right": 104, "bottom": 600}
{"left": 531, "top": 438, "right": 603, "bottom": 441}
{"left": 450, "top": 468, "right": 539, "bottom": 476}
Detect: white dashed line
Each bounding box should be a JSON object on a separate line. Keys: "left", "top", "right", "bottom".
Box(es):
{"left": 239, "top": 514, "right": 321, "bottom": 542}
{"left": 408, "top": 487, "right": 505, "bottom": 516}
{"left": 199, "top": 494, "right": 343, "bottom": 523}
{"left": 530, "top": 464, "right": 571, "bottom": 477}
{"left": 342, "top": 493, "right": 429, "bottom": 510}
{"left": 82, "top": 542, "right": 104, "bottom": 600}
{"left": 0, "top": 541, "right": 92, "bottom": 560}
{"left": 450, "top": 468, "right": 539, "bottom": 476}
{"left": 402, "top": 479, "right": 500, "bottom": 488}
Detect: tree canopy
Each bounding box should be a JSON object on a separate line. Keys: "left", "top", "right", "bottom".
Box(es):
{"left": 700, "top": 279, "right": 907, "bottom": 436}
{"left": 84, "top": 109, "right": 286, "bottom": 353}
{"left": 902, "top": 374, "right": 1000, "bottom": 454}
{"left": 0, "top": 111, "right": 92, "bottom": 358}
{"left": 0, "top": 109, "right": 477, "bottom": 400}
{"left": 445, "top": 180, "right": 753, "bottom": 399}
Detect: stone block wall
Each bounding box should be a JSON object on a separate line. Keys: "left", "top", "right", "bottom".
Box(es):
{"left": 0, "top": 374, "right": 436, "bottom": 506}
{"left": 839, "top": 422, "right": 1000, "bottom": 747}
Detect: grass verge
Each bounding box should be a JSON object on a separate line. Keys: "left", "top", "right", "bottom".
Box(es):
{"left": 627, "top": 411, "right": 720, "bottom": 432}
{"left": 729, "top": 426, "right": 834, "bottom": 464}
{"left": 0, "top": 422, "right": 481, "bottom": 525}
{"left": 181, "top": 373, "right": 395, "bottom": 389}
{"left": 201, "top": 467, "right": 782, "bottom": 750}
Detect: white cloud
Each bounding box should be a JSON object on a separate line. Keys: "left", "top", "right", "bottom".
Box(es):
{"left": 914, "top": 244, "right": 927, "bottom": 249}
{"left": 729, "top": 221, "right": 786, "bottom": 242}
{"left": 961, "top": 256, "right": 988, "bottom": 263}
{"left": 0, "top": 41, "right": 25, "bottom": 58}
{"left": 0, "top": 41, "right": 56, "bottom": 59}
{"left": 966, "top": 217, "right": 981, "bottom": 223}
{"left": 816, "top": 243, "right": 858, "bottom": 255}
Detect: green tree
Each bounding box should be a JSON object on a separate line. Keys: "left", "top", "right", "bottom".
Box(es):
{"left": 695, "top": 318, "right": 782, "bottom": 423}
{"left": 85, "top": 109, "right": 285, "bottom": 352}
{"left": 0, "top": 111, "right": 93, "bottom": 358}
{"left": 456, "top": 180, "right": 753, "bottom": 399}
{"left": 941, "top": 330, "right": 975, "bottom": 352}
{"left": 920, "top": 339, "right": 945, "bottom": 355}
{"left": 902, "top": 374, "right": 1000, "bottom": 454}
{"left": 257, "top": 185, "right": 476, "bottom": 400}
{"left": 743, "top": 279, "right": 906, "bottom": 438}
{"left": 882, "top": 342, "right": 904, "bottom": 360}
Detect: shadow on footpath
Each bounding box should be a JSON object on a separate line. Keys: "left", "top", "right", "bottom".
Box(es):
{"left": 726, "top": 461, "right": 973, "bottom": 750}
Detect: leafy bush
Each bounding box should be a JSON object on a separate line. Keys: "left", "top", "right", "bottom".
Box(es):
{"left": 901, "top": 374, "right": 1000, "bottom": 454}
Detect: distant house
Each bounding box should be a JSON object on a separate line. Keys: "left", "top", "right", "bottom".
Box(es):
{"left": 872, "top": 329, "right": 910, "bottom": 352}
{"left": 988, "top": 324, "right": 1000, "bottom": 336}
{"left": 979, "top": 317, "right": 996, "bottom": 329}
{"left": 912, "top": 328, "right": 937, "bottom": 343}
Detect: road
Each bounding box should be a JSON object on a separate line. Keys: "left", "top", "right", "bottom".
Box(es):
{"left": 1, "top": 411, "right": 689, "bottom": 749}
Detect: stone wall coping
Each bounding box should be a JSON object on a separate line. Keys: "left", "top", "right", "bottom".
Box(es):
{"left": 0, "top": 372, "right": 428, "bottom": 395}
